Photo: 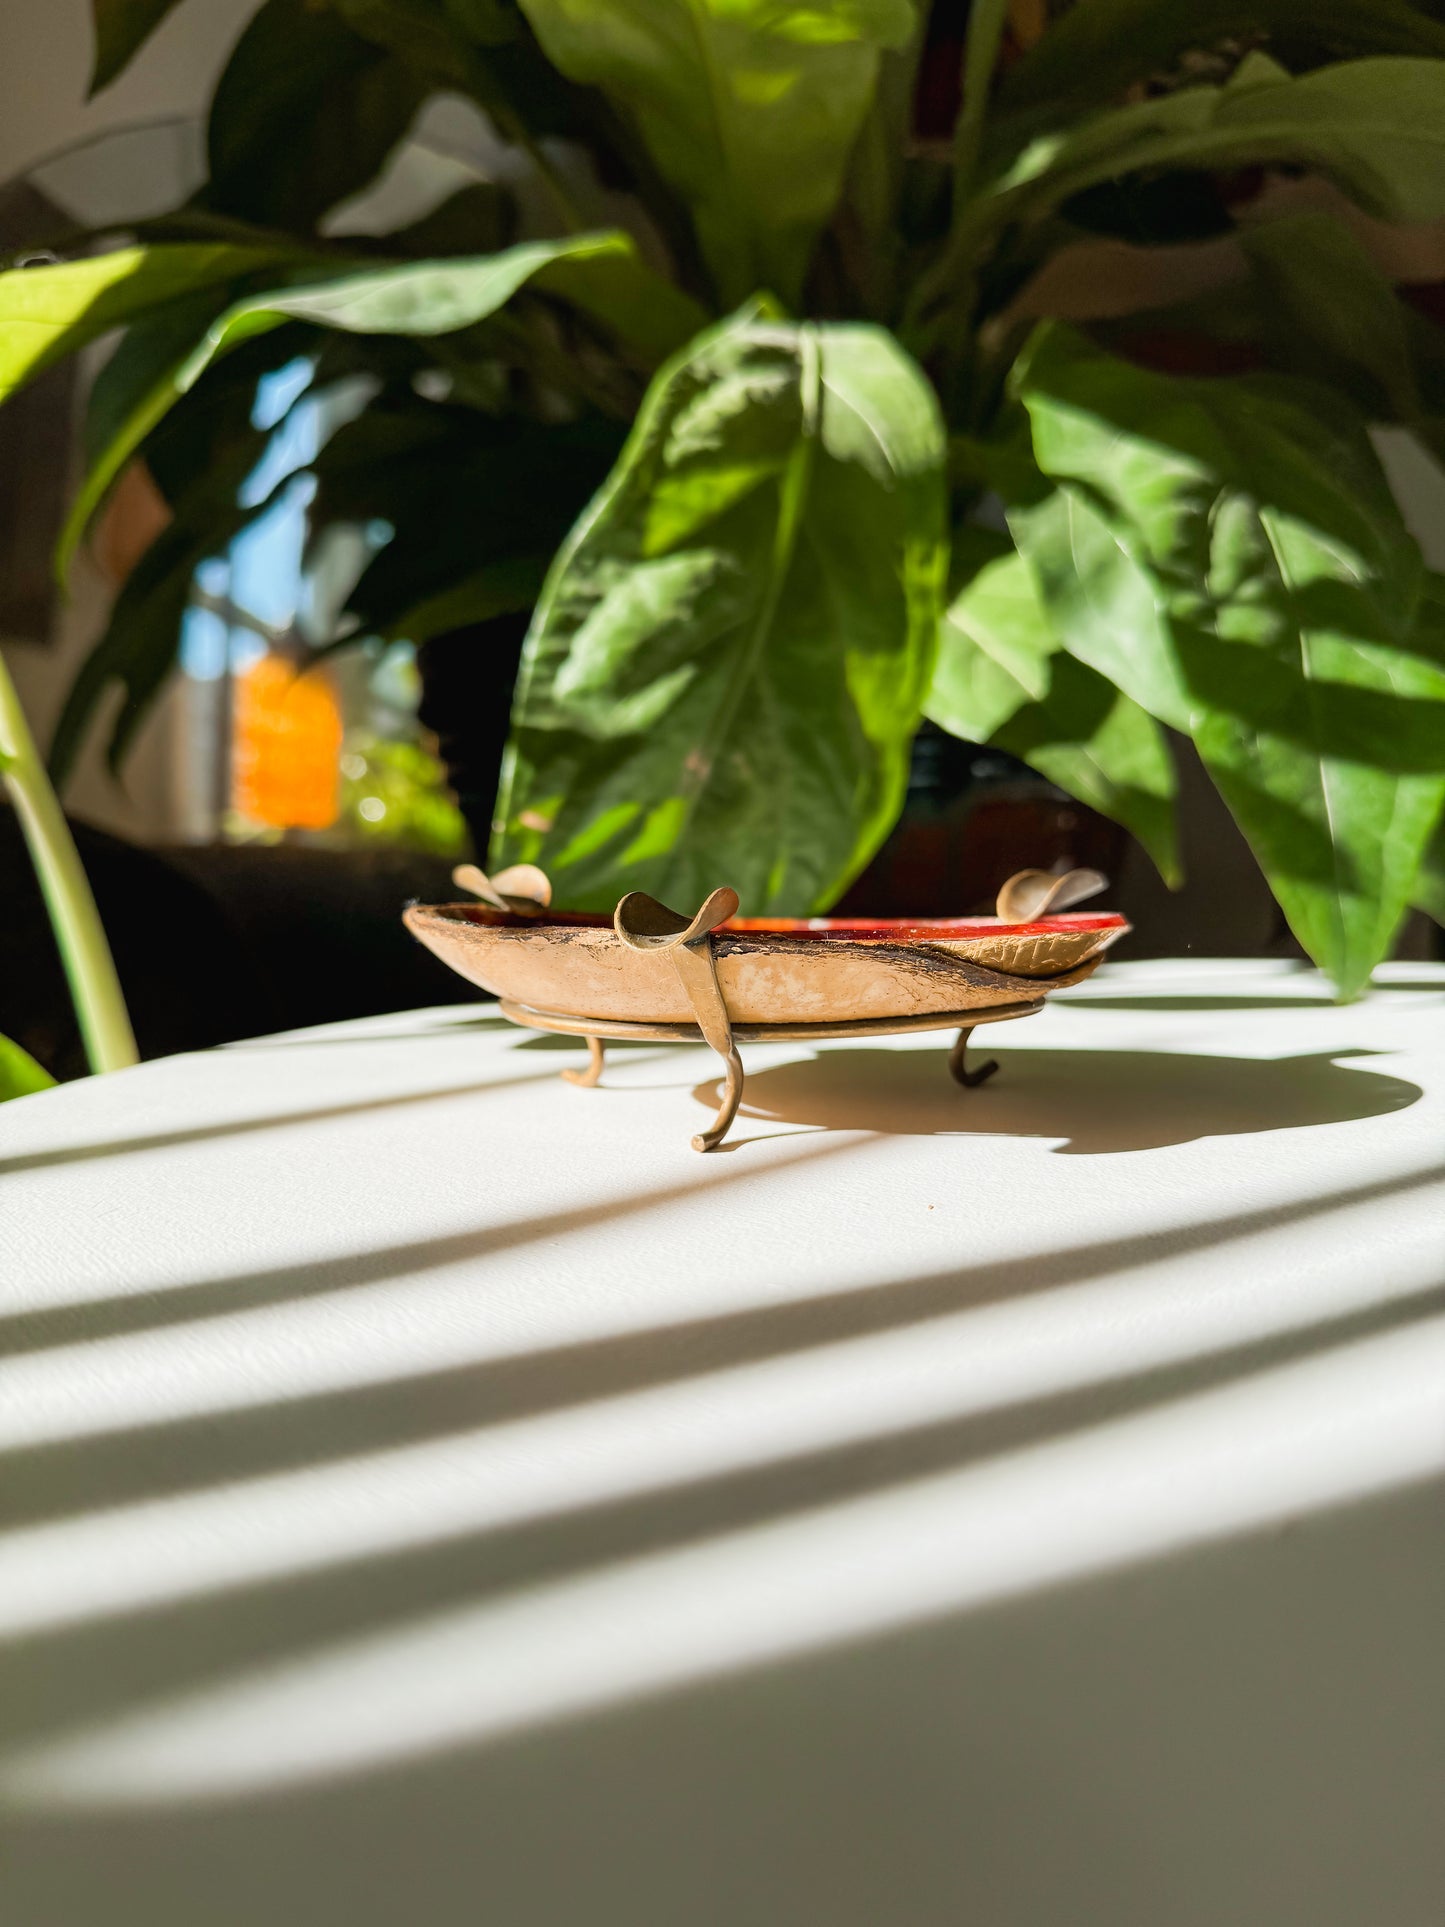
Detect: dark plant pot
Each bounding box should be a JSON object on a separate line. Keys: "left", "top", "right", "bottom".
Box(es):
{"left": 835, "top": 722, "right": 1124, "bottom": 917}
{"left": 418, "top": 628, "right": 1123, "bottom": 917}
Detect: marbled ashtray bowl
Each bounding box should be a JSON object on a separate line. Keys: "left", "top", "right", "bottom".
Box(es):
{"left": 405, "top": 865, "right": 1129, "bottom": 1150}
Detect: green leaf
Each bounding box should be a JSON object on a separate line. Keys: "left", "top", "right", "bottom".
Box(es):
{"left": 927, "top": 540, "right": 1179, "bottom": 881}
{"left": 1414, "top": 808, "right": 1445, "bottom": 925}
{"left": 955, "top": 54, "right": 1445, "bottom": 293}
{"left": 535, "top": 246, "right": 709, "bottom": 367}
{"left": 1100, "top": 218, "right": 1445, "bottom": 432}
{"left": 367, "top": 556, "right": 553, "bottom": 645}
{"left": 839, "top": 0, "right": 928, "bottom": 314}
{"left": 513, "top": 0, "right": 920, "bottom": 307}
{"left": 146, "top": 326, "right": 306, "bottom": 514}
{"left": 1008, "top": 483, "right": 1191, "bottom": 730}
{"left": 0, "top": 1032, "right": 55, "bottom": 1103}
{"left": 89, "top": 0, "right": 188, "bottom": 93}
{"left": 998, "top": 0, "right": 1445, "bottom": 120}
{"left": 1237, "top": 213, "right": 1419, "bottom": 419}
{"left": 334, "top": 0, "right": 581, "bottom": 140}
{"left": 1408, "top": 579, "right": 1445, "bottom": 928}
{"left": 1018, "top": 327, "right": 1445, "bottom": 760}
{"left": 62, "top": 281, "right": 316, "bottom": 591}
{"left": 334, "top": 0, "right": 697, "bottom": 261}
{"left": 204, "top": 0, "right": 432, "bottom": 233}
{"left": 385, "top": 184, "right": 516, "bottom": 259}
{"left": 1000, "top": 665, "right": 1181, "bottom": 889}
{"left": 333, "top": 0, "right": 511, "bottom": 82}
{"left": 493, "top": 307, "right": 948, "bottom": 912}
{"left": 49, "top": 524, "right": 211, "bottom": 787}
{"left": 58, "top": 234, "right": 702, "bottom": 580}
{"left": 1015, "top": 323, "right": 1445, "bottom": 995}
{"left": 0, "top": 245, "right": 296, "bottom": 408}
{"left": 953, "top": 0, "right": 1012, "bottom": 201}
{"left": 82, "top": 289, "right": 252, "bottom": 480}
{"left": 928, "top": 536, "right": 1050, "bottom": 743}
{"left": 443, "top": 0, "right": 519, "bottom": 39}
{"left": 309, "top": 397, "right": 623, "bottom": 640}
{"left": 60, "top": 302, "right": 307, "bottom": 587}
{"left": 50, "top": 358, "right": 276, "bottom": 785}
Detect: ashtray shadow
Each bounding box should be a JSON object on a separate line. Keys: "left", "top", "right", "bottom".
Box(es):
{"left": 697, "top": 1047, "right": 1422, "bottom": 1154}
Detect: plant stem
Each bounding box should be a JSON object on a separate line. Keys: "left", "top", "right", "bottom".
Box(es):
{"left": 0, "top": 649, "right": 138, "bottom": 1073}
{"left": 901, "top": 0, "right": 1013, "bottom": 350}
{"left": 953, "top": 0, "right": 1012, "bottom": 210}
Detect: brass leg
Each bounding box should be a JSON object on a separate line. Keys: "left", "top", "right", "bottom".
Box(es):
{"left": 561, "top": 1034, "right": 606, "bottom": 1088}
{"left": 949, "top": 1024, "right": 999, "bottom": 1089}
{"left": 614, "top": 885, "right": 746, "bottom": 1152}
{"left": 692, "top": 1044, "right": 745, "bottom": 1152}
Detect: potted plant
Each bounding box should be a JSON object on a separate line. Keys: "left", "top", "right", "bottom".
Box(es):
{"left": 4, "top": 0, "right": 1445, "bottom": 996}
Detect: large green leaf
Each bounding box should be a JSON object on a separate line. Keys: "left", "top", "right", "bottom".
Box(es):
{"left": 927, "top": 537, "right": 1180, "bottom": 881}
{"left": 916, "top": 51, "right": 1445, "bottom": 319}
{"left": 203, "top": 0, "right": 432, "bottom": 233}
{"left": 493, "top": 307, "right": 948, "bottom": 912}
{"left": 989, "top": 55, "right": 1445, "bottom": 227}
{"left": 89, "top": 0, "right": 188, "bottom": 93}
{"left": 0, "top": 245, "right": 295, "bottom": 408}
{"left": 1014, "top": 324, "right": 1445, "bottom": 995}
{"left": 998, "top": 0, "right": 1445, "bottom": 119}
{"left": 514, "top": 0, "right": 918, "bottom": 307}
{"left": 58, "top": 234, "right": 705, "bottom": 580}
{"left": 0, "top": 1033, "right": 55, "bottom": 1104}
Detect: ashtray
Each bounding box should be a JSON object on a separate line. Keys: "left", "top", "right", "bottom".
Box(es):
{"left": 405, "top": 865, "right": 1128, "bottom": 1150}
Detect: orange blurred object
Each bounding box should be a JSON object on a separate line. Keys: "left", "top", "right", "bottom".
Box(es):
{"left": 232, "top": 655, "right": 342, "bottom": 830}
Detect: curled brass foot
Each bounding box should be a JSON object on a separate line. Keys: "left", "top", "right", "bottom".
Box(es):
{"left": 949, "top": 1025, "right": 999, "bottom": 1089}
{"left": 561, "top": 1035, "right": 606, "bottom": 1088}
{"left": 692, "top": 1045, "right": 744, "bottom": 1152}
{"left": 615, "top": 885, "right": 743, "bottom": 1151}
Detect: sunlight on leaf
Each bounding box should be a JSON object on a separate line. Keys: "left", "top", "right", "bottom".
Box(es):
{"left": 1014, "top": 324, "right": 1445, "bottom": 994}
{"left": 494, "top": 306, "right": 947, "bottom": 912}
{"left": 56, "top": 234, "right": 698, "bottom": 584}
{"left": 515, "top": 0, "right": 919, "bottom": 305}
{"left": 928, "top": 539, "right": 1179, "bottom": 882}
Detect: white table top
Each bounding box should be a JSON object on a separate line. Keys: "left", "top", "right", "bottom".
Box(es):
{"left": 2, "top": 957, "right": 1443, "bottom": 1926}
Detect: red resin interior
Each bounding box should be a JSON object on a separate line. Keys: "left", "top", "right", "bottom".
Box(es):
{"left": 725, "top": 914, "right": 1125, "bottom": 940}
{"left": 451, "top": 906, "right": 1127, "bottom": 941}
